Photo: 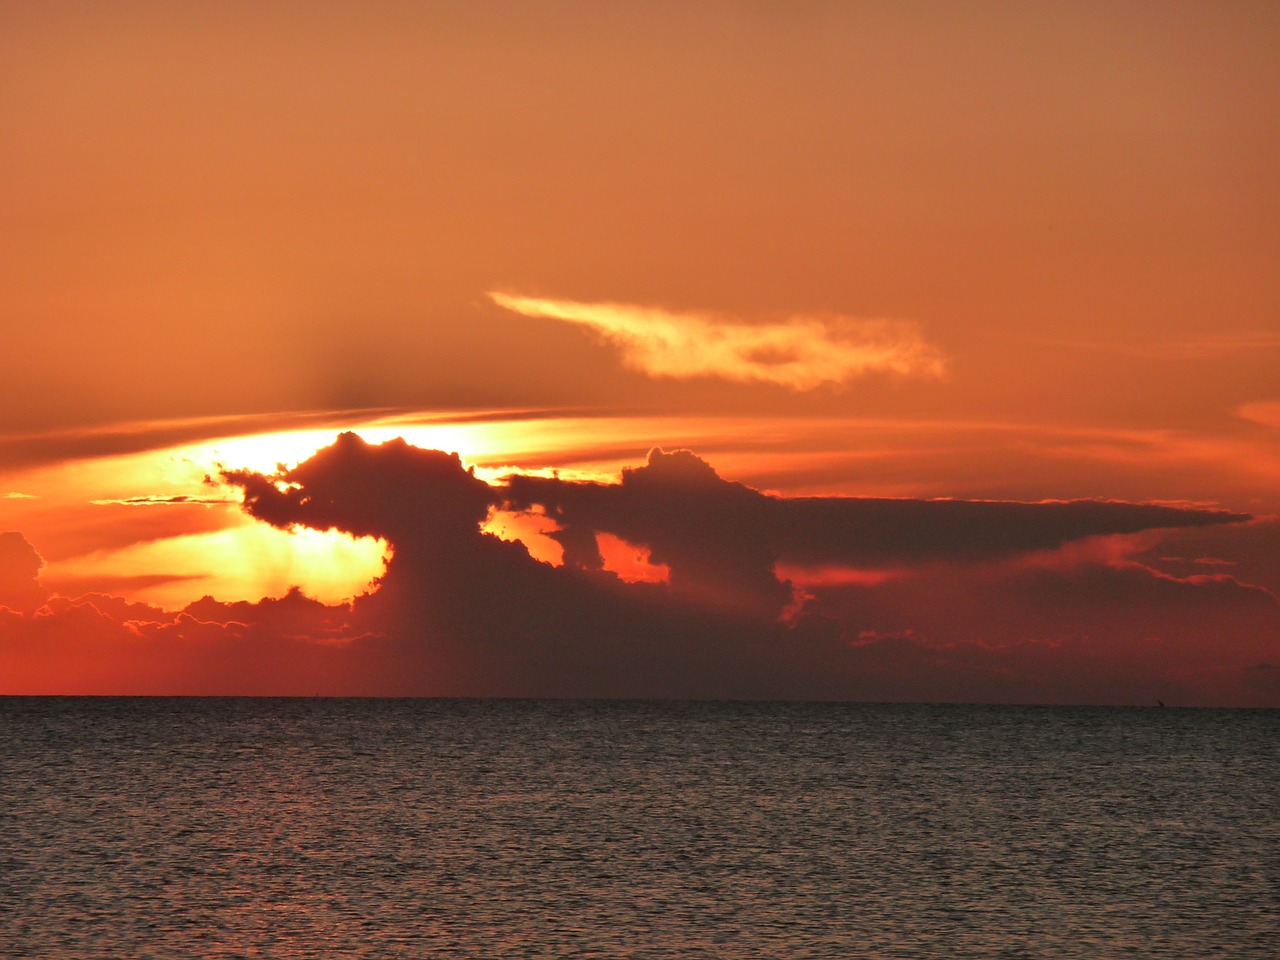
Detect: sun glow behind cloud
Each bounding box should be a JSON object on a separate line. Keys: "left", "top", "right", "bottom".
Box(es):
{"left": 8, "top": 405, "right": 1279, "bottom": 613}
{"left": 489, "top": 292, "right": 947, "bottom": 389}
{"left": 51, "top": 523, "right": 388, "bottom": 610}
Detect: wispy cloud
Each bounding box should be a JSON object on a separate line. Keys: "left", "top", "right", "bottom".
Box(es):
{"left": 489, "top": 292, "right": 945, "bottom": 390}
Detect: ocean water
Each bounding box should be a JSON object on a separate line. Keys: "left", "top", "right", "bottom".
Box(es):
{"left": 1, "top": 699, "right": 1276, "bottom": 959}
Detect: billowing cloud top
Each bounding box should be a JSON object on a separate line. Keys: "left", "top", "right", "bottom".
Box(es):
{"left": 489, "top": 292, "right": 946, "bottom": 389}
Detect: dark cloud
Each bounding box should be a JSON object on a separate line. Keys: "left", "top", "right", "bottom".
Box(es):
{"left": 3, "top": 436, "right": 1271, "bottom": 702}
{"left": 803, "top": 556, "right": 1280, "bottom": 706}
{"left": 1244, "top": 661, "right": 1280, "bottom": 700}
{"left": 508, "top": 449, "right": 793, "bottom": 619}
{"left": 1137, "top": 518, "right": 1280, "bottom": 597}
{"left": 181, "top": 588, "right": 366, "bottom": 642}
{"left": 227, "top": 436, "right": 787, "bottom": 696}
{"left": 215, "top": 434, "right": 1260, "bottom": 700}
{"left": 227, "top": 433, "right": 497, "bottom": 542}
{"left": 505, "top": 447, "right": 1247, "bottom": 619}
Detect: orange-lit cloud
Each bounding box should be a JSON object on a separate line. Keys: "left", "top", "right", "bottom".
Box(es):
{"left": 489, "top": 292, "right": 945, "bottom": 389}
{"left": 596, "top": 532, "right": 669, "bottom": 584}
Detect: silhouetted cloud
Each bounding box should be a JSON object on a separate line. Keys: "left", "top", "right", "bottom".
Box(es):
{"left": 490, "top": 292, "right": 946, "bottom": 389}
{"left": 1136, "top": 518, "right": 1280, "bottom": 598}
{"left": 804, "top": 554, "right": 1280, "bottom": 706}
{"left": 3, "top": 435, "right": 1272, "bottom": 703}
{"left": 219, "top": 435, "right": 1264, "bottom": 700}
{"left": 505, "top": 447, "right": 1247, "bottom": 619}
{"left": 224, "top": 435, "right": 783, "bottom": 696}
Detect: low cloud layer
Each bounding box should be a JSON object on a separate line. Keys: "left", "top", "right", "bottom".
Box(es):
{"left": 3, "top": 436, "right": 1275, "bottom": 704}
{"left": 506, "top": 448, "right": 1245, "bottom": 619}
{"left": 489, "top": 292, "right": 945, "bottom": 389}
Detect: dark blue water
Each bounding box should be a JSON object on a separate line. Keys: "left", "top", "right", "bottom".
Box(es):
{"left": 2, "top": 699, "right": 1276, "bottom": 958}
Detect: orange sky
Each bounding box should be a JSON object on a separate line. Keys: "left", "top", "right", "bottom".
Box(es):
{"left": 1, "top": 3, "right": 1277, "bottom": 704}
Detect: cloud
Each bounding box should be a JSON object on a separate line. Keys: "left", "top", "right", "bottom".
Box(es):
{"left": 4, "top": 436, "right": 1273, "bottom": 703}
{"left": 805, "top": 553, "right": 1280, "bottom": 706}
{"left": 1135, "top": 518, "right": 1280, "bottom": 597}
{"left": 218, "top": 435, "right": 1261, "bottom": 701}
{"left": 506, "top": 447, "right": 1247, "bottom": 619}
{"left": 0, "top": 578, "right": 382, "bottom": 695}
{"left": 489, "top": 292, "right": 946, "bottom": 389}
{"left": 0, "top": 593, "right": 378, "bottom": 696}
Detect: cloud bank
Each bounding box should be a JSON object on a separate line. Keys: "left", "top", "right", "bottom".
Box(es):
{"left": 489, "top": 293, "right": 945, "bottom": 389}
{"left": 3, "top": 436, "right": 1275, "bottom": 704}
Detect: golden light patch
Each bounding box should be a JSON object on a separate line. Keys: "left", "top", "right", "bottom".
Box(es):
{"left": 49, "top": 523, "right": 388, "bottom": 610}
{"left": 597, "top": 532, "right": 669, "bottom": 584}
{"left": 483, "top": 509, "right": 564, "bottom": 566}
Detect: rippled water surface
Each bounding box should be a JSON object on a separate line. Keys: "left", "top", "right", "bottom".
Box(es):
{"left": 2, "top": 698, "right": 1277, "bottom": 958}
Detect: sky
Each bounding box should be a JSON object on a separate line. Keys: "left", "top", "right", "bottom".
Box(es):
{"left": 2, "top": 1, "right": 1278, "bottom": 704}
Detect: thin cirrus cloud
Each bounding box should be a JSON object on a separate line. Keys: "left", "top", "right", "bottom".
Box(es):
{"left": 489, "top": 292, "right": 946, "bottom": 390}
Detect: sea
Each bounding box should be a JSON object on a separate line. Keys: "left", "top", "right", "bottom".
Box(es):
{"left": 1, "top": 698, "right": 1276, "bottom": 959}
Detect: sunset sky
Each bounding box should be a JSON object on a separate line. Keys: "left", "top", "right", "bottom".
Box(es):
{"left": 2, "top": 2, "right": 1278, "bottom": 704}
